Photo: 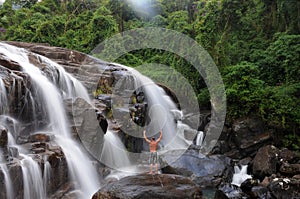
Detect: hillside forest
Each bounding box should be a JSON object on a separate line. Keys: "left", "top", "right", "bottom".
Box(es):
{"left": 0, "top": 0, "right": 299, "bottom": 150}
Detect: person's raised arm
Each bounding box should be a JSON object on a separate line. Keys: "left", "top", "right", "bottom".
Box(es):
{"left": 156, "top": 130, "right": 163, "bottom": 143}
{"left": 143, "top": 130, "right": 151, "bottom": 143}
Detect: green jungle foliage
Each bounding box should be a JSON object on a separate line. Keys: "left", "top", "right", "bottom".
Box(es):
{"left": 0, "top": 0, "right": 299, "bottom": 150}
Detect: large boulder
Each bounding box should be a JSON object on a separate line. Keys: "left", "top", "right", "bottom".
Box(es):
{"left": 217, "top": 116, "right": 273, "bottom": 159}
{"left": 252, "top": 145, "right": 279, "bottom": 180}
{"left": 92, "top": 174, "right": 203, "bottom": 199}
{"left": 161, "top": 149, "right": 233, "bottom": 188}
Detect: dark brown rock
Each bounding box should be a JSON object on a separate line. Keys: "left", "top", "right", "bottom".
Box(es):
{"left": 92, "top": 174, "right": 203, "bottom": 199}
{"left": 252, "top": 145, "right": 279, "bottom": 179}
{"left": 29, "top": 133, "right": 53, "bottom": 142}
{"left": 46, "top": 148, "right": 69, "bottom": 195}
{"left": 279, "top": 148, "right": 300, "bottom": 163}
{"left": 220, "top": 116, "right": 273, "bottom": 159}
{"left": 0, "top": 125, "right": 8, "bottom": 149}
{"left": 0, "top": 58, "right": 21, "bottom": 71}
{"left": 280, "top": 162, "right": 300, "bottom": 175}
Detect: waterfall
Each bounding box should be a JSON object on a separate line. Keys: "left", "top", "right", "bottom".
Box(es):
{"left": 100, "top": 130, "right": 131, "bottom": 171}
{"left": 43, "top": 156, "right": 51, "bottom": 197}
{"left": 0, "top": 78, "right": 8, "bottom": 114}
{"left": 231, "top": 165, "right": 252, "bottom": 187}
{"left": 0, "top": 43, "right": 100, "bottom": 198}
{"left": 196, "top": 131, "right": 204, "bottom": 146}
{"left": 0, "top": 152, "right": 14, "bottom": 199}
{"left": 20, "top": 155, "right": 45, "bottom": 199}
{"left": 116, "top": 64, "right": 191, "bottom": 150}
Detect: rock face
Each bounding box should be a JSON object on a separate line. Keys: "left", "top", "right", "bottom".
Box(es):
{"left": 92, "top": 174, "right": 203, "bottom": 199}
{"left": 214, "top": 116, "right": 273, "bottom": 159}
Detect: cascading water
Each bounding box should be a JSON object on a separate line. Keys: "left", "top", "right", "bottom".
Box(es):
{"left": 20, "top": 154, "right": 45, "bottom": 199}
{"left": 0, "top": 151, "right": 14, "bottom": 199}
{"left": 231, "top": 165, "right": 252, "bottom": 187}
{"left": 196, "top": 131, "right": 204, "bottom": 146}
{"left": 100, "top": 130, "right": 131, "bottom": 171}
{"left": 0, "top": 78, "right": 8, "bottom": 114}
{"left": 0, "top": 43, "right": 100, "bottom": 198}
{"left": 115, "top": 64, "right": 192, "bottom": 150}
{"left": 0, "top": 115, "right": 20, "bottom": 145}
{"left": 43, "top": 156, "right": 51, "bottom": 197}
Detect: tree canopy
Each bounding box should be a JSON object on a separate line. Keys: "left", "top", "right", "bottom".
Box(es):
{"left": 0, "top": 0, "right": 299, "bottom": 150}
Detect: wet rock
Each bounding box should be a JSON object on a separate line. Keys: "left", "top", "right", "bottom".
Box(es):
{"left": 161, "top": 149, "right": 233, "bottom": 188}
{"left": 252, "top": 145, "right": 279, "bottom": 180}
{"left": 7, "top": 160, "right": 24, "bottom": 199}
{"left": 0, "top": 125, "right": 8, "bottom": 149}
{"left": 221, "top": 116, "right": 273, "bottom": 159}
{"left": 211, "top": 140, "right": 231, "bottom": 154}
{"left": 280, "top": 162, "right": 300, "bottom": 175}
{"left": 31, "top": 147, "right": 46, "bottom": 154}
{"left": 214, "top": 183, "right": 247, "bottom": 199}
{"left": 0, "top": 58, "right": 21, "bottom": 71}
{"left": 97, "top": 94, "right": 112, "bottom": 109}
{"left": 238, "top": 157, "right": 252, "bottom": 166}
{"left": 8, "top": 147, "right": 19, "bottom": 158}
{"left": 250, "top": 186, "right": 270, "bottom": 198}
{"left": 92, "top": 174, "right": 203, "bottom": 199}
{"left": 97, "top": 113, "right": 108, "bottom": 134}
{"left": 47, "top": 148, "right": 69, "bottom": 195}
{"left": 268, "top": 178, "right": 300, "bottom": 198}
{"left": 279, "top": 148, "right": 300, "bottom": 164}
{"left": 29, "top": 133, "right": 54, "bottom": 142}
{"left": 240, "top": 178, "right": 259, "bottom": 194}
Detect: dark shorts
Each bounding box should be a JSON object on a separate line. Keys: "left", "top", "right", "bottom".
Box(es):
{"left": 149, "top": 152, "right": 158, "bottom": 165}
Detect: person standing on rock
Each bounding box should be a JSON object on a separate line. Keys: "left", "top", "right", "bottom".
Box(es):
{"left": 143, "top": 130, "right": 163, "bottom": 174}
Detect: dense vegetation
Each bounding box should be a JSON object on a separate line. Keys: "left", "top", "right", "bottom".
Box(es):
{"left": 0, "top": 0, "right": 299, "bottom": 149}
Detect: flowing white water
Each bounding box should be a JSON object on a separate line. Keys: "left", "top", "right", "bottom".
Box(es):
{"left": 20, "top": 155, "right": 45, "bottom": 199}
{"left": 0, "top": 151, "right": 14, "bottom": 199}
{"left": 231, "top": 165, "right": 252, "bottom": 187}
{"left": 116, "top": 65, "right": 191, "bottom": 150}
{"left": 37, "top": 56, "right": 90, "bottom": 102}
{"left": 100, "top": 130, "right": 131, "bottom": 171}
{"left": 0, "top": 115, "right": 21, "bottom": 141}
{"left": 43, "top": 156, "right": 51, "bottom": 197}
{"left": 0, "top": 43, "right": 100, "bottom": 198}
{"left": 196, "top": 131, "right": 204, "bottom": 146}
{"left": 0, "top": 78, "right": 8, "bottom": 114}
